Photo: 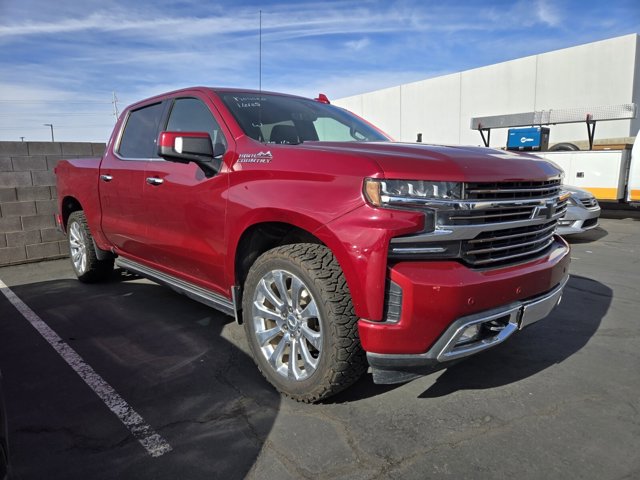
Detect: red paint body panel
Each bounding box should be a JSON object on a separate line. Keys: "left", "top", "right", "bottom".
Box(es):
{"left": 98, "top": 155, "right": 150, "bottom": 258}
{"left": 141, "top": 160, "right": 230, "bottom": 294}
{"left": 313, "top": 205, "right": 424, "bottom": 320}
{"left": 358, "top": 237, "right": 570, "bottom": 355}
{"left": 294, "top": 143, "right": 563, "bottom": 182}
{"left": 55, "top": 158, "right": 109, "bottom": 248}
{"left": 55, "top": 86, "right": 571, "bottom": 358}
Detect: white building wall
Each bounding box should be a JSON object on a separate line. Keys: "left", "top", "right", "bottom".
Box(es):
{"left": 335, "top": 34, "right": 639, "bottom": 148}
{"left": 458, "top": 56, "right": 538, "bottom": 147}
{"left": 401, "top": 73, "right": 462, "bottom": 144}
{"left": 534, "top": 34, "right": 638, "bottom": 142}
{"left": 361, "top": 87, "right": 402, "bottom": 139}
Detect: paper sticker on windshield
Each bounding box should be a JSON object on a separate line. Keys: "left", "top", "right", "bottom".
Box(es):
{"left": 238, "top": 151, "right": 273, "bottom": 163}
{"left": 233, "top": 96, "right": 267, "bottom": 108}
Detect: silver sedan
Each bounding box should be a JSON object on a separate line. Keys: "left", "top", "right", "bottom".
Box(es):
{"left": 557, "top": 186, "right": 601, "bottom": 235}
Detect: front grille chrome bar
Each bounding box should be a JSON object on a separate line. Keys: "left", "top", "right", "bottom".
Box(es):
{"left": 468, "top": 222, "right": 556, "bottom": 244}
{"left": 465, "top": 232, "right": 555, "bottom": 256}
{"left": 465, "top": 185, "right": 560, "bottom": 195}
{"left": 464, "top": 237, "right": 555, "bottom": 266}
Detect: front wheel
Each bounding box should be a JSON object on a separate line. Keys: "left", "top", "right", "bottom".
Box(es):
{"left": 67, "top": 211, "right": 114, "bottom": 283}
{"left": 242, "top": 244, "right": 366, "bottom": 402}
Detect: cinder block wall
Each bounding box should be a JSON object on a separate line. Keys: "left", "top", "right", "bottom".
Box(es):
{"left": 0, "top": 141, "right": 106, "bottom": 266}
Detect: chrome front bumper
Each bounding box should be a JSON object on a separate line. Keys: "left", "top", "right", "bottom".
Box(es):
{"left": 367, "top": 274, "right": 569, "bottom": 384}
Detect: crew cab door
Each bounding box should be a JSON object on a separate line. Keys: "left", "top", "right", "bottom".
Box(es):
{"left": 99, "top": 101, "right": 167, "bottom": 260}
{"left": 142, "top": 96, "right": 231, "bottom": 294}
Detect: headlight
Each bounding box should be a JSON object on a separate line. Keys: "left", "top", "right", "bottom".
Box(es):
{"left": 364, "top": 179, "right": 463, "bottom": 207}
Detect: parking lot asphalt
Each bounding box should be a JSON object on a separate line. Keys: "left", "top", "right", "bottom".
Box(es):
{"left": 0, "top": 214, "right": 639, "bottom": 480}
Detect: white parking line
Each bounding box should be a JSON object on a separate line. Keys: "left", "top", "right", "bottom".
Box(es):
{"left": 0, "top": 279, "right": 173, "bottom": 458}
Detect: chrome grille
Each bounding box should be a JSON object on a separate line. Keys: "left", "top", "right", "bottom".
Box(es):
{"left": 447, "top": 206, "right": 534, "bottom": 225}
{"left": 555, "top": 197, "right": 569, "bottom": 218}
{"left": 465, "top": 179, "right": 561, "bottom": 200}
{"left": 580, "top": 197, "right": 598, "bottom": 208}
{"left": 462, "top": 221, "right": 557, "bottom": 267}
{"left": 446, "top": 196, "right": 567, "bottom": 226}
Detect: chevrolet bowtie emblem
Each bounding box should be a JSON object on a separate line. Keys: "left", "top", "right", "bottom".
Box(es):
{"left": 545, "top": 200, "right": 556, "bottom": 219}
{"left": 531, "top": 200, "right": 557, "bottom": 219}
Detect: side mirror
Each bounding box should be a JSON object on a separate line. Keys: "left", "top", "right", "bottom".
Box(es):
{"left": 157, "top": 131, "right": 225, "bottom": 177}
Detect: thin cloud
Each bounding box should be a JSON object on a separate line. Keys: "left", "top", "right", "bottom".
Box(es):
{"left": 0, "top": 3, "right": 554, "bottom": 42}
{"left": 0, "top": 0, "right": 636, "bottom": 142}
{"left": 345, "top": 38, "right": 371, "bottom": 51}
{"left": 535, "top": 0, "right": 562, "bottom": 27}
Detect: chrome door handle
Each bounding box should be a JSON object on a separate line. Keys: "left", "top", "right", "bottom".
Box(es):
{"left": 100, "top": 174, "right": 113, "bottom": 182}
{"left": 146, "top": 177, "right": 164, "bottom": 186}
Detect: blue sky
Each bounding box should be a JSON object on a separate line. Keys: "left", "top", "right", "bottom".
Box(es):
{"left": 0, "top": 0, "right": 638, "bottom": 142}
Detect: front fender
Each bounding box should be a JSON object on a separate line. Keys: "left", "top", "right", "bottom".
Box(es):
{"left": 313, "top": 205, "right": 423, "bottom": 320}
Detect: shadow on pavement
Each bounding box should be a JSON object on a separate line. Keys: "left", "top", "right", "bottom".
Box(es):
{"left": 600, "top": 205, "right": 640, "bottom": 221}
{"left": 418, "top": 275, "right": 610, "bottom": 398}
{"left": 0, "top": 273, "right": 280, "bottom": 480}
{"left": 323, "top": 373, "right": 397, "bottom": 404}
{"left": 563, "top": 226, "right": 608, "bottom": 243}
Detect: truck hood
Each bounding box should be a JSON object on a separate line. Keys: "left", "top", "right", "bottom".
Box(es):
{"left": 297, "top": 141, "right": 563, "bottom": 182}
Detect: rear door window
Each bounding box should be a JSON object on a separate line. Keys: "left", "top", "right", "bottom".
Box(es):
{"left": 118, "top": 102, "right": 164, "bottom": 159}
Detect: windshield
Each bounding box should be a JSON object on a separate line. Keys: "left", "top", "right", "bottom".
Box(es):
{"left": 219, "top": 92, "right": 390, "bottom": 144}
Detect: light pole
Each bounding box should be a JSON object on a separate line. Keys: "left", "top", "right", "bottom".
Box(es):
{"left": 20, "top": 136, "right": 25, "bottom": 142}
{"left": 43, "top": 123, "right": 54, "bottom": 142}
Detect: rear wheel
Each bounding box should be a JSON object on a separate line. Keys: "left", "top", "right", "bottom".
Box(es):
{"left": 67, "top": 211, "right": 114, "bottom": 283}
{"left": 243, "top": 243, "right": 366, "bottom": 402}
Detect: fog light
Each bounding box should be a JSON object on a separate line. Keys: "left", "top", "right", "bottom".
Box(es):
{"left": 456, "top": 324, "right": 481, "bottom": 346}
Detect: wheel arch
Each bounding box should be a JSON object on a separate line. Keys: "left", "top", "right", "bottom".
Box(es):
{"left": 229, "top": 215, "right": 364, "bottom": 321}
{"left": 61, "top": 196, "right": 112, "bottom": 260}
{"left": 233, "top": 221, "right": 324, "bottom": 297}
{"left": 61, "top": 195, "right": 83, "bottom": 230}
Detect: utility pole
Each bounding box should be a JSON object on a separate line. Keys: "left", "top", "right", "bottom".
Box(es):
{"left": 112, "top": 91, "right": 119, "bottom": 122}
{"left": 43, "top": 123, "right": 54, "bottom": 142}
{"left": 20, "top": 136, "right": 25, "bottom": 142}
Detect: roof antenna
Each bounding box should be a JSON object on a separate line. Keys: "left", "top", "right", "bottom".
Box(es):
{"left": 259, "top": 10, "right": 262, "bottom": 91}
{"left": 258, "top": 10, "right": 264, "bottom": 142}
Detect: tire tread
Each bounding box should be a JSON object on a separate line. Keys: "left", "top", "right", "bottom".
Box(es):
{"left": 68, "top": 211, "right": 114, "bottom": 283}
{"left": 244, "top": 243, "right": 367, "bottom": 403}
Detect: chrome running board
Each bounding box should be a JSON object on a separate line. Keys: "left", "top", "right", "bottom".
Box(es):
{"left": 115, "top": 257, "right": 236, "bottom": 317}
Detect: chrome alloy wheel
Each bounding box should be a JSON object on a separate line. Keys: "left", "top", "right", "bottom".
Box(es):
{"left": 251, "top": 269, "right": 322, "bottom": 381}
{"left": 68, "top": 221, "right": 88, "bottom": 275}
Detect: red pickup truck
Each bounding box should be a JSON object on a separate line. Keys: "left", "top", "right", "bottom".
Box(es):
{"left": 56, "top": 87, "right": 570, "bottom": 402}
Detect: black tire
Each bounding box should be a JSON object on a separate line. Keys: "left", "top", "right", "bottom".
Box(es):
{"left": 549, "top": 142, "right": 580, "bottom": 151}
{"left": 67, "top": 211, "right": 114, "bottom": 283}
{"left": 242, "top": 243, "right": 367, "bottom": 403}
